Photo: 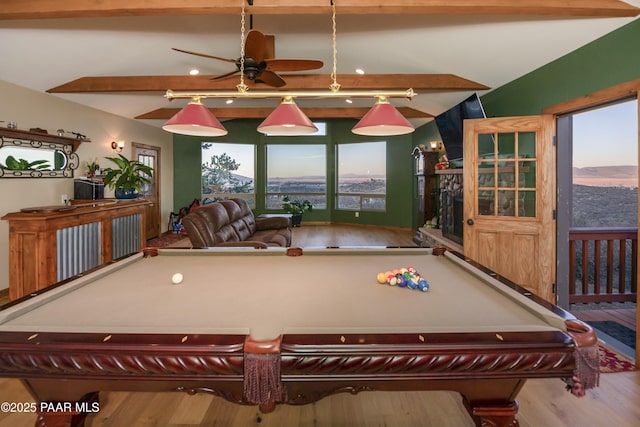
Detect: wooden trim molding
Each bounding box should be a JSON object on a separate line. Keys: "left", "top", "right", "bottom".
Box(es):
{"left": 1, "top": 0, "right": 638, "bottom": 20}
{"left": 543, "top": 79, "right": 640, "bottom": 115}
{"left": 47, "top": 74, "right": 489, "bottom": 93}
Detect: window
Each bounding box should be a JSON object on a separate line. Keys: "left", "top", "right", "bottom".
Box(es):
{"left": 201, "top": 143, "right": 255, "bottom": 206}
{"left": 337, "top": 141, "right": 386, "bottom": 211}
{"left": 266, "top": 144, "right": 326, "bottom": 209}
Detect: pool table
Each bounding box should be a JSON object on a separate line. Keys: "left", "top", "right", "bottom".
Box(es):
{"left": 0, "top": 247, "right": 597, "bottom": 427}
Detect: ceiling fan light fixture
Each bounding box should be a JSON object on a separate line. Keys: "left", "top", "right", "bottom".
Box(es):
{"left": 257, "top": 96, "right": 318, "bottom": 136}
{"left": 352, "top": 96, "right": 415, "bottom": 136}
{"left": 162, "top": 98, "right": 228, "bottom": 137}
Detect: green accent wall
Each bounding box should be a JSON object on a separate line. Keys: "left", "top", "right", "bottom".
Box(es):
{"left": 482, "top": 19, "right": 640, "bottom": 117}
{"left": 173, "top": 119, "right": 417, "bottom": 228}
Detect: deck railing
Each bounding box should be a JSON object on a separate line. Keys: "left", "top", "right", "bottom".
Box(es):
{"left": 569, "top": 227, "right": 638, "bottom": 304}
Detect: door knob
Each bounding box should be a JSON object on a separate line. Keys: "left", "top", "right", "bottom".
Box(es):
{"left": 466, "top": 219, "right": 474, "bottom": 225}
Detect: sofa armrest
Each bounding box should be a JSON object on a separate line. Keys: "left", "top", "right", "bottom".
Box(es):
{"left": 216, "top": 241, "right": 269, "bottom": 249}
{"left": 255, "top": 216, "right": 290, "bottom": 230}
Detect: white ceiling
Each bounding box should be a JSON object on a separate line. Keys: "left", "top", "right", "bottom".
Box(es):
{"left": 1, "top": 5, "right": 639, "bottom": 129}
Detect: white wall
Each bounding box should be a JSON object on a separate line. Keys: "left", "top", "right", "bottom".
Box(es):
{"left": 0, "top": 80, "right": 173, "bottom": 291}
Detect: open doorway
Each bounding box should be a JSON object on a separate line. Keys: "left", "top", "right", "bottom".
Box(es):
{"left": 557, "top": 97, "right": 637, "bottom": 359}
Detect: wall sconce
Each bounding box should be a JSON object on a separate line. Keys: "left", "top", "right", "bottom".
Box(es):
{"left": 111, "top": 140, "right": 125, "bottom": 153}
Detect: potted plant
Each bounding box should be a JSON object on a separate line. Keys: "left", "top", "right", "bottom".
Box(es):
{"left": 281, "top": 195, "right": 313, "bottom": 227}
{"left": 102, "top": 154, "right": 153, "bottom": 199}
{"left": 86, "top": 159, "right": 99, "bottom": 177}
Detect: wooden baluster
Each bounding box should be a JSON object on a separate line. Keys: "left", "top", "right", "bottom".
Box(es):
{"left": 632, "top": 238, "right": 638, "bottom": 294}
{"left": 606, "top": 240, "right": 614, "bottom": 295}
{"left": 569, "top": 240, "right": 576, "bottom": 301}
{"left": 594, "top": 240, "right": 601, "bottom": 296}
{"left": 581, "top": 240, "right": 589, "bottom": 295}
{"left": 618, "top": 239, "right": 627, "bottom": 294}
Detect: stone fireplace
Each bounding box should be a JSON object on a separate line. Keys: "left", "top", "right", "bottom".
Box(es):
{"left": 437, "top": 169, "right": 464, "bottom": 244}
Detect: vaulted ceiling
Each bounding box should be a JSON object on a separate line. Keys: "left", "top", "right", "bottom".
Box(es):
{"left": 1, "top": 0, "right": 638, "bottom": 129}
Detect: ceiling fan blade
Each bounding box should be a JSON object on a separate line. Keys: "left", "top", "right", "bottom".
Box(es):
{"left": 256, "top": 70, "right": 286, "bottom": 87}
{"left": 265, "top": 59, "right": 323, "bottom": 72}
{"left": 172, "top": 48, "right": 237, "bottom": 64}
{"left": 245, "top": 30, "right": 267, "bottom": 63}
{"left": 211, "top": 69, "right": 241, "bottom": 80}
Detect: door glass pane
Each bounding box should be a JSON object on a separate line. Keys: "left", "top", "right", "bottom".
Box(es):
{"left": 498, "top": 171, "right": 516, "bottom": 188}
{"left": 497, "top": 133, "right": 516, "bottom": 157}
{"left": 137, "top": 153, "right": 154, "bottom": 197}
{"left": 478, "top": 190, "right": 494, "bottom": 215}
{"left": 478, "top": 169, "right": 494, "bottom": 188}
{"left": 519, "top": 161, "right": 536, "bottom": 188}
{"left": 519, "top": 190, "right": 536, "bottom": 217}
{"left": 497, "top": 190, "right": 516, "bottom": 217}
{"left": 519, "top": 132, "right": 537, "bottom": 158}
{"left": 478, "top": 133, "right": 495, "bottom": 158}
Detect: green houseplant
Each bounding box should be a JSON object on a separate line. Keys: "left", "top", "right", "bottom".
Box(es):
{"left": 281, "top": 195, "right": 313, "bottom": 227}
{"left": 103, "top": 154, "right": 153, "bottom": 199}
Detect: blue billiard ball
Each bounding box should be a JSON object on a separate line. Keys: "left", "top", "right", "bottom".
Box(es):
{"left": 417, "top": 279, "right": 430, "bottom": 292}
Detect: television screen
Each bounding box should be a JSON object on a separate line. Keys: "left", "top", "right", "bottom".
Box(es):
{"left": 434, "top": 93, "right": 486, "bottom": 162}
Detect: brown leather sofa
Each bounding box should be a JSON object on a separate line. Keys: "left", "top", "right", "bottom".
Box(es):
{"left": 181, "top": 198, "right": 291, "bottom": 248}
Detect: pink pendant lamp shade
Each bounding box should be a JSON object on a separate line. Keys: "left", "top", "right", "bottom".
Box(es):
{"left": 162, "top": 99, "right": 228, "bottom": 137}
{"left": 257, "top": 96, "right": 318, "bottom": 136}
{"left": 352, "top": 96, "right": 415, "bottom": 136}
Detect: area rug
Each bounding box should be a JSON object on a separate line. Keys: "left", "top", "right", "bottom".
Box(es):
{"left": 146, "top": 232, "right": 189, "bottom": 248}
{"left": 588, "top": 321, "right": 636, "bottom": 349}
{"left": 599, "top": 344, "right": 635, "bottom": 373}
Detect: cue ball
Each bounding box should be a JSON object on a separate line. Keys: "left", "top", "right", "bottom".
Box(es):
{"left": 171, "top": 273, "right": 183, "bottom": 285}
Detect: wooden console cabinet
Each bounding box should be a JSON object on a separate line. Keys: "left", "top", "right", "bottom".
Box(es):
{"left": 2, "top": 199, "right": 149, "bottom": 300}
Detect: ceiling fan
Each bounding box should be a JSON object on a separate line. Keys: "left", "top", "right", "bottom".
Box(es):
{"left": 172, "top": 30, "right": 323, "bottom": 88}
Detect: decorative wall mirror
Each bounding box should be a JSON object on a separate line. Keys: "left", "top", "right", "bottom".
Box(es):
{"left": 0, "top": 128, "right": 81, "bottom": 178}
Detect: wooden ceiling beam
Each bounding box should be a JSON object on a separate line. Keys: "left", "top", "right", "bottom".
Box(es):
{"left": 47, "top": 74, "right": 490, "bottom": 93}
{"left": 1, "top": 0, "right": 637, "bottom": 19}
{"left": 136, "top": 106, "right": 432, "bottom": 120}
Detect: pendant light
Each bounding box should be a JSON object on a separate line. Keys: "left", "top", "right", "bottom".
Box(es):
{"left": 257, "top": 96, "right": 318, "bottom": 135}
{"left": 162, "top": 98, "right": 227, "bottom": 137}
{"left": 352, "top": 96, "right": 415, "bottom": 136}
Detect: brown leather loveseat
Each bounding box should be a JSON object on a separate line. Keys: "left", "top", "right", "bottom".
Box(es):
{"left": 181, "top": 198, "right": 291, "bottom": 248}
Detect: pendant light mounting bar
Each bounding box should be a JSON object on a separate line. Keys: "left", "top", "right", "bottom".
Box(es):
{"left": 165, "top": 88, "right": 416, "bottom": 101}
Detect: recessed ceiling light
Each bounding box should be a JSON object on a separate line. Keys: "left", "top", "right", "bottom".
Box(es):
{"left": 189, "top": 69, "right": 200, "bottom": 76}
{"left": 345, "top": 99, "right": 353, "bottom": 104}
{"left": 355, "top": 68, "right": 365, "bottom": 75}
{"left": 226, "top": 99, "right": 234, "bottom": 104}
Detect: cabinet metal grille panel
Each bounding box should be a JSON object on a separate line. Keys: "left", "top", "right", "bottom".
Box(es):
{"left": 112, "top": 214, "right": 141, "bottom": 259}
{"left": 56, "top": 222, "right": 101, "bottom": 282}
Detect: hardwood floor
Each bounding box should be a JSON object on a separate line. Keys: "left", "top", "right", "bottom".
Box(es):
{"left": 291, "top": 223, "right": 417, "bottom": 247}
{"left": 0, "top": 224, "right": 638, "bottom": 426}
